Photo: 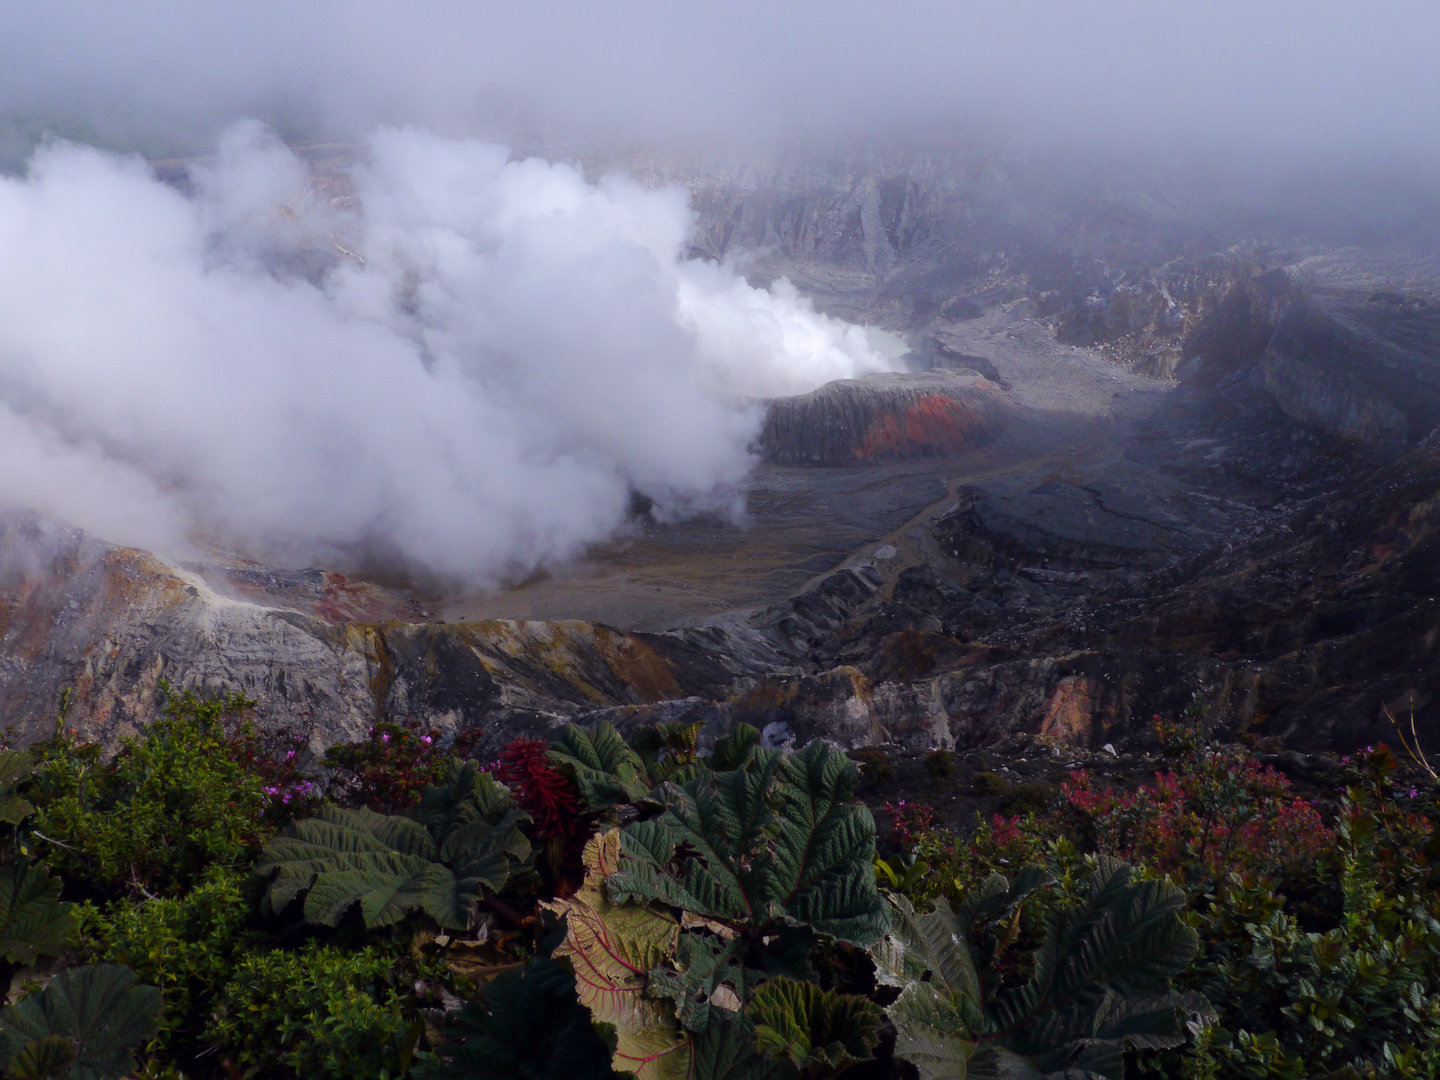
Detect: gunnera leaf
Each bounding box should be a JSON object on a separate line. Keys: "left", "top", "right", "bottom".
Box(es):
{"left": 541, "top": 830, "right": 688, "bottom": 1080}
{"left": 746, "top": 978, "right": 882, "bottom": 1077}
{"left": 549, "top": 722, "right": 653, "bottom": 810}
{"left": 626, "top": 722, "right": 709, "bottom": 789}
{"left": 881, "top": 860, "right": 1209, "bottom": 1080}
{"left": 0, "top": 862, "right": 75, "bottom": 967}
{"left": 607, "top": 751, "right": 781, "bottom": 924}
{"left": 415, "top": 956, "right": 620, "bottom": 1080}
{"left": 706, "top": 726, "right": 761, "bottom": 773}
{"left": 692, "top": 1016, "right": 798, "bottom": 1080}
{"left": 987, "top": 857, "right": 1201, "bottom": 1056}
{"left": 407, "top": 759, "right": 522, "bottom": 845}
{"left": 5, "top": 1034, "right": 77, "bottom": 1079}
{"left": 761, "top": 742, "right": 889, "bottom": 945}
{"left": 0, "top": 964, "right": 162, "bottom": 1080}
{"left": 647, "top": 934, "right": 752, "bottom": 1034}
{"left": 607, "top": 743, "right": 887, "bottom": 948}
{"left": 256, "top": 800, "right": 529, "bottom": 931}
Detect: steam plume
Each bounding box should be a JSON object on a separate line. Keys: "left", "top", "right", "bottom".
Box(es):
{"left": 0, "top": 122, "right": 892, "bottom": 581}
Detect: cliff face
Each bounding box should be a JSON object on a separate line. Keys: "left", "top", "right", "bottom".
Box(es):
{"left": 0, "top": 514, "right": 769, "bottom": 751}
{"left": 1262, "top": 295, "right": 1440, "bottom": 455}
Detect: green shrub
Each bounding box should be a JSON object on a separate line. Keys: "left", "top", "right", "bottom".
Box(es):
{"left": 995, "top": 780, "right": 1060, "bottom": 818}
{"left": 209, "top": 942, "right": 415, "bottom": 1080}
{"left": 323, "top": 721, "right": 451, "bottom": 813}
{"left": 78, "top": 866, "right": 257, "bottom": 1055}
{"left": 846, "top": 749, "right": 892, "bottom": 788}
{"left": 969, "top": 771, "right": 1007, "bottom": 796}
{"left": 1170, "top": 769, "right": 1440, "bottom": 1078}
{"left": 29, "top": 685, "right": 269, "bottom": 895}
{"left": 878, "top": 733, "right": 1440, "bottom": 1078}
{"left": 923, "top": 750, "right": 953, "bottom": 779}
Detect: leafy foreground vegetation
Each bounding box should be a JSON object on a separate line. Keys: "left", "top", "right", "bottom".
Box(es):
{"left": 0, "top": 690, "right": 1435, "bottom": 1079}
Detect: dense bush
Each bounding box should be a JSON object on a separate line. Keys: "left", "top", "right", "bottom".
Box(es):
{"left": 876, "top": 729, "right": 1440, "bottom": 1078}
{"left": 209, "top": 942, "right": 416, "bottom": 1080}
{"left": 324, "top": 720, "right": 452, "bottom": 813}
{"left": 77, "top": 867, "right": 256, "bottom": 1055}
{"left": 5, "top": 683, "right": 1438, "bottom": 1079}
{"left": 29, "top": 685, "right": 271, "bottom": 895}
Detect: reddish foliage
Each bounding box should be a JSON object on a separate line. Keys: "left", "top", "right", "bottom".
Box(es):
{"left": 498, "top": 738, "right": 582, "bottom": 841}
{"left": 323, "top": 720, "right": 448, "bottom": 813}
{"left": 226, "top": 722, "right": 322, "bottom": 826}
{"left": 1063, "top": 745, "right": 1333, "bottom": 884}
{"left": 881, "top": 800, "right": 938, "bottom": 847}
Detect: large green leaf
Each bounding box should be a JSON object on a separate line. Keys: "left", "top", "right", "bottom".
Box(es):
{"left": 256, "top": 797, "right": 530, "bottom": 930}
{"left": 761, "top": 742, "right": 889, "bottom": 943}
{"left": 880, "top": 860, "right": 1211, "bottom": 1080}
{"left": 0, "top": 964, "right": 161, "bottom": 1080}
{"left": 988, "top": 858, "right": 1200, "bottom": 1056}
{"left": 607, "top": 744, "right": 886, "bottom": 948}
{"left": 626, "top": 723, "right": 708, "bottom": 789}
{"left": 301, "top": 853, "right": 469, "bottom": 928}
{"left": 608, "top": 752, "right": 781, "bottom": 924}
{"left": 549, "top": 722, "right": 653, "bottom": 810}
{"left": 872, "top": 894, "right": 987, "bottom": 1080}
{"left": 407, "top": 760, "right": 522, "bottom": 848}
{"left": 0, "top": 862, "right": 74, "bottom": 967}
{"left": 647, "top": 934, "right": 752, "bottom": 1034}
{"left": 691, "top": 1017, "right": 797, "bottom": 1080}
{"left": 5, "top": 1033, "right": 77, "bottom": 1079}
{"left": 886, "top": 981, "right": 983, "bottom": 1080}
{"left": 705, "top": 726, "right": 761, "bottom": 773}
{"left": 870, "top": 894, "right": 982, "bottom": 1004}
{"left": 746, "top": 978, "right": 881, "bottom": 1077}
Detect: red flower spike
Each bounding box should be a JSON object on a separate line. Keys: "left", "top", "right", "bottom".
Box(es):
{"left": 498, "top": 737, "right": 582, "bottom": 841}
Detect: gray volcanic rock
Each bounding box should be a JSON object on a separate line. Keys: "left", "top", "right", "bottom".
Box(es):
{"left": 1263, "top": 294, "right": 1440, "bottom": 455}
{"left": 758, "top": 369, "right": 1012, "bottom": 466}
{"left": 0, "top": 513, "right": 771, "bottom": 752}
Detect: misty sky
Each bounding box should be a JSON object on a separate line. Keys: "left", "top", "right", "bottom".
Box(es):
{"left": 3, "top": 1, "right": 1438, "bottom": 165}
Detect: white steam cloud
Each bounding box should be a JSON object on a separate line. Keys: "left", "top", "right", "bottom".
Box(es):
{"left": 0, "top": 122, "right": 893, "bottom": 580}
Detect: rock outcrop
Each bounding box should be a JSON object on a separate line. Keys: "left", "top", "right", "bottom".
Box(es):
{"left": 758, "top": 370, "right": 1011, "bottom": 465}
{"left": 0, "top": 514, "right": 775, "bottom": 751}
{"left": 1262, "top": 294, "right": 1440, "bottom": 455}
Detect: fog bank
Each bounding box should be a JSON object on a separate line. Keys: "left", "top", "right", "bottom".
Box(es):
{"left": 3, "top": 1, "right": 1439, "bottom": 169}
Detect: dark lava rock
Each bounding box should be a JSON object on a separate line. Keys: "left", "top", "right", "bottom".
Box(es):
{"left": 758, "top": 370, "right": 1012, "bottom": 466}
